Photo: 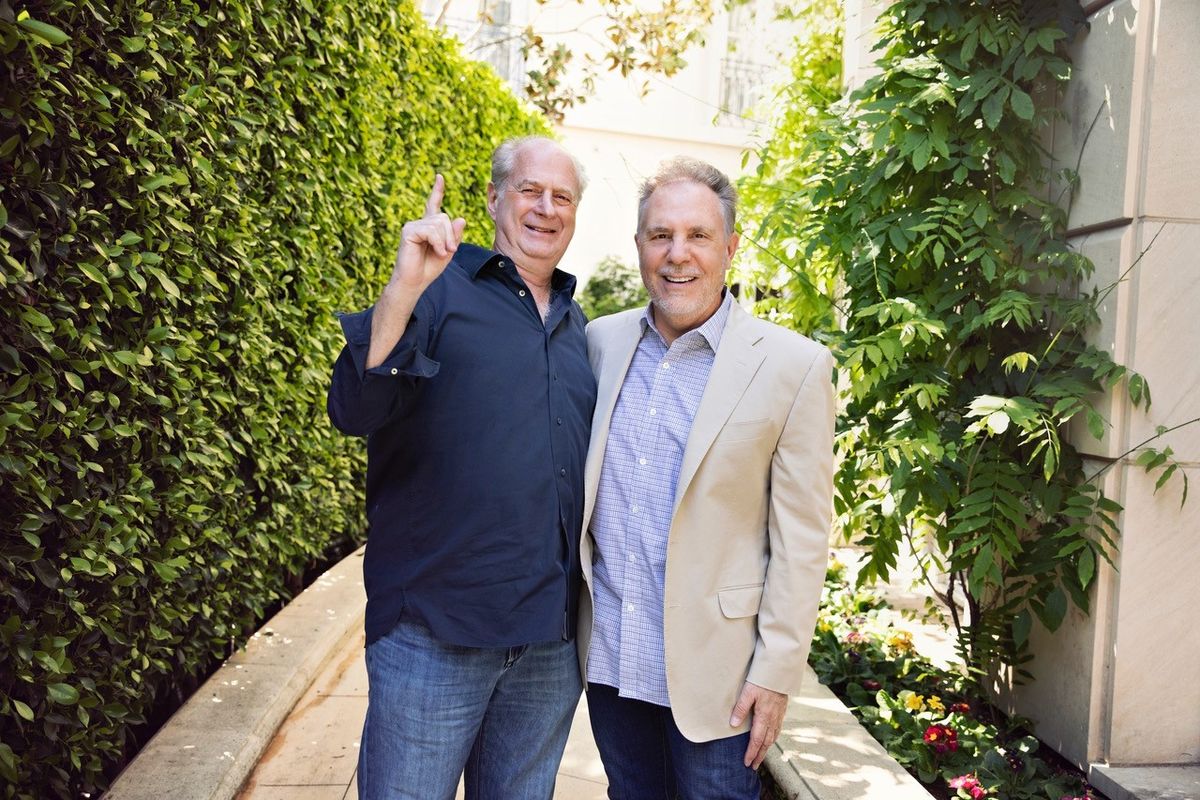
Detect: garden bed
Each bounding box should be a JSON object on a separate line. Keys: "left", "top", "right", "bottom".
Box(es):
{"left": 807, "top": 558, "right": 1107, "bottom": 800}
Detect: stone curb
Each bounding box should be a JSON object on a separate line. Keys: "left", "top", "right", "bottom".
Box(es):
{"left": 765, "top": 667, "right": 932, "bottom": 800}
{"left": 1089, "top": 764, "right": 1200, "bottom": 800}
{"left": 104, "top": 547, "right": 367, "bottom": 800}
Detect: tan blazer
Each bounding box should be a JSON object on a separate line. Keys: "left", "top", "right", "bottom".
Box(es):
{"left": 578, "top": 302, "right": 835, "bottom": 742}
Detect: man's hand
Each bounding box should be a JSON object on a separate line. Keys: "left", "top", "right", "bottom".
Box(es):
{"left": 389, "top": 174, "right": 467, "bottom": 292}
{"left": 729, "top": 681, "right": 789, "bottom": 769}
{"left": 365, "top": 175, "right": 466, "bottom": 370}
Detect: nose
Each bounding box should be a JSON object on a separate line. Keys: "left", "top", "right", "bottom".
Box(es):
{"left": 532, "top": 190, "right": 553, "bottom": 215}
{"left": 666, "top": 236, "right": 690, "bottom": 264}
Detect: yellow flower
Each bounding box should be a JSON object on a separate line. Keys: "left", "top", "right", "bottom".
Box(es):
{"left": 817, "top": 619, "right": 833, "bottom": 633}
{"left": 887, "top": 630, "right": 915, "bottom": 654}
{"left": 927, "top": 695, "right": 945, "bottom": 714}
{"left": 901, "top": 691, "right": 925, "bottom": 712}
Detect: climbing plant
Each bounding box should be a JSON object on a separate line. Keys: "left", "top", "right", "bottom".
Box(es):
{"left": 739, "top": 0, "right": 1188, "bottom": 683}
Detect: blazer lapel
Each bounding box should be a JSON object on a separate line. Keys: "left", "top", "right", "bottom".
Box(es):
{"left": 673, "top": 304, "right": 765, "bottom": 512}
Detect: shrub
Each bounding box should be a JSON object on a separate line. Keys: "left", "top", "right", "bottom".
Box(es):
{"left": 577, "top": 255, "right": 647, "bottom": 321}
{"left": 0, "top": 1, "right": 546, "bottom": 795}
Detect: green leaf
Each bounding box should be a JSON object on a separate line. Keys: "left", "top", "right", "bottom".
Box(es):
{"left": 141, "top": 175, "right": 174, "bottom": 192}
{"left": 1009, "top": 87, "right": 1034, "bottom": 120}
{"left": 148, "top": 268, "right": 181, "bottom": 299}
{"left": 1154, "top": 463, "right": 1178, "bottom": 493}
{"left": 912, "top": 137, "right": 932, "bottom": 170}
{"left": 1040, "top": 587, "right": 1068, "bottom": 632}
{"left": 13, "top": 699, "right": 34, "bottom": 721}
{"left": 1012, "top": 609, "right": 1032, "bottom": 649}
{"left": 981, "top": 91, "right": 1005, "bottom": 130}
{"left": 1086, "top": 408, "right": 1105, "bottom": 440}
{"left": 64, "top": 372, "right": 84, "bottom": 391}
{"left": 47, "top": 683, "right": 80, "bottom": 705}
{"left": 1078, "top": 547, "right": 1096, "bottom": 588}
{"left": 18, "top": 18, "right": 70, "bottom": 45}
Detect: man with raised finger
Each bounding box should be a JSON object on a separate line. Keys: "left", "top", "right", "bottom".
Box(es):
{"left": 327, "top": 136, "right": 595, "bottom": 799}
{"left": 579, "top": 157, "right": 835, "bottom": 798}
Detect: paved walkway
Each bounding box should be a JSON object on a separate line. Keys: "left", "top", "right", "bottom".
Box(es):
{"left": 109, "top": 547, "right": 931, "bottom": 800}
{"left": 235, "top": 630, "right": 608, "bottom": 800}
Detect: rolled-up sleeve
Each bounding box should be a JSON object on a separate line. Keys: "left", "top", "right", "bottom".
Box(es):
{"left": 327, "top": 305, "right": 440, "bottom": 437}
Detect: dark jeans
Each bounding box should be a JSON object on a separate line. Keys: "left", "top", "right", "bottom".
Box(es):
{"left": 587, "top": 682, "right": 760, "bottom": 800}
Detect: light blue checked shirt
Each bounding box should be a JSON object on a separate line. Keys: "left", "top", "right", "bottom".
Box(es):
{"left": 587, "top": 292, "right": 733, "bottom": 706}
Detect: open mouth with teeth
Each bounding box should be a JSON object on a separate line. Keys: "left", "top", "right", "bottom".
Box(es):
{"left": 524, "top": 223, "right": 557, "bottom": 235}
{"left": 662, "top": 275, "right": 698, "bottom": 284}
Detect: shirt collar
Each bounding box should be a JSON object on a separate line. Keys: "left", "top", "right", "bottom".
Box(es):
{"left": 641, "top": 289, "right": 733, "bottom": 351}
{"left": 458, "top": 243, "right": 578, "bottom": 298}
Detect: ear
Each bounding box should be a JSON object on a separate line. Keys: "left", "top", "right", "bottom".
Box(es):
{"left": 726, "top": 232, "right": 740, "bottom": 262}
{"left": 486, "top": 182, "right": 499, "bottom": 220}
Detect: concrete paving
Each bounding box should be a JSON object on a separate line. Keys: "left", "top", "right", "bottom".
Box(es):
{"left": 108, "top": 546, "right": 933, "bottom": 800}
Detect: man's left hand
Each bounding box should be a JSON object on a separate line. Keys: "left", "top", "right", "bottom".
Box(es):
{"left": 729, "top": 681, "right": 789, "bottom": 769}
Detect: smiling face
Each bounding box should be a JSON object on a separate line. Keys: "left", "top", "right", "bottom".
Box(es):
{"left": 487, "top": 139, "right": 580, "bottom": 278}
{"left": 636, "top": 179, "right": 738, "bottom": 344}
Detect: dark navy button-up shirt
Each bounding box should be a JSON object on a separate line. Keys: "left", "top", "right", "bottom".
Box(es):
{"left": 327, "top": 243, "right": 595, "bottom": 648}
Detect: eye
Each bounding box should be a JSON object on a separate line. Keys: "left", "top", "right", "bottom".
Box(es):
{"left": 553, "top": 193, "right": 573, "bottom": 207}
{"left": 519, "top": 187, "right": 539, "bottom": 198}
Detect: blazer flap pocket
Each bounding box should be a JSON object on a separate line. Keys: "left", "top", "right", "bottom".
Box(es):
{"left": 718, "top": 584, "right": 764, "bottom": 619}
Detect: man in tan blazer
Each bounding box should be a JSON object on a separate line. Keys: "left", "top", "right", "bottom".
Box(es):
{"left": 579, "top": 157, "right": 834, "bottom": 798}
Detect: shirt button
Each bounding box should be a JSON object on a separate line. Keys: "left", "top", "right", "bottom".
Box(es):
{"left": 559, "top": 467, "right": 566, "bottom": 477}
{"left": 519, "top": 289, "right": 526, "bottom": 296}
{"left": 390, "top": 368, "right": 398, "bottom": 375}
{"left": 661, "top": 362, "right": 670, "bottom": 370}
{"left": 628, "top": 553, "right": 637, "bottom": 562}
{"left": 556, "top": 417, "right": 563, "bottom": 426}
{"left": 631, "top": 505, "right": 639, "bottom": 513}
{"left": 649, "top": 408, "right": 657, "bottom": 416}
{"left": 638, "top": 458, "right": 647, "bottom": 466}
{"left": 626, "top": 603, "right": 635, "bottom": 612}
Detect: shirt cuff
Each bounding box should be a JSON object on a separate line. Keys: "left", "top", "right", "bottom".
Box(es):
{"left": 337, "top": 307, "right": 440, "bottom": 381}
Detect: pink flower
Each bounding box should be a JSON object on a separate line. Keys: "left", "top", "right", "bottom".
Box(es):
{"left": 845, "top": 631, "right": 868, "bottom": 645}
{"left": 949, "top": 774, "right": 986, "bottom": 798}
{"left": 924, "top": 724, "right": 959, "bottom": 754}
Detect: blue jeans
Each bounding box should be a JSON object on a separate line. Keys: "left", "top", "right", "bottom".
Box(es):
{"left": 587, "top": 683, "right": 760, "bottom": 800}
{"left": 358, "top": 615, "right": 581, "bottom": 800}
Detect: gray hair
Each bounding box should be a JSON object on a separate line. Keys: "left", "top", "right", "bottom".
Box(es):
{"left": 491, "top": 136, "right": 588, "bottom": 199}
{"left": 637, "top": 157, "right": 737, "bottom": 236}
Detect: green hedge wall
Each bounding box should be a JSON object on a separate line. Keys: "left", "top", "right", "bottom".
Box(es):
{"left": 0, "top": 0, "right": 546, "bottom": 795}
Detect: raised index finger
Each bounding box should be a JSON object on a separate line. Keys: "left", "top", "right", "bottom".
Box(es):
{"left": 424, "top": 174, "right": 445, "bottom": 218}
